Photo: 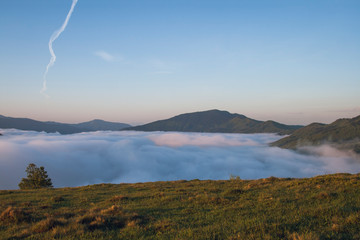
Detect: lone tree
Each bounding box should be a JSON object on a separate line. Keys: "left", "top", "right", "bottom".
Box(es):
{"left": 18, "top": 163, "right": 53, "bottom": 189}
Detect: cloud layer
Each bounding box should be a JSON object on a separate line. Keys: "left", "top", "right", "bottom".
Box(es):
{"left": 0, "top": 129, "right": 359, "bottom": 189}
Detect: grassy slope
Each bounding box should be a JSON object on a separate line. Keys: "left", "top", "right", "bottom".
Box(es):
{"left": 271, "top": 115, "right": 360, "bottom": 153}
{"left": 128, "top": 110, "right": 302, "bottom": 135}
{"left": 1, "top": 174, "right": 360, "bottom": 239}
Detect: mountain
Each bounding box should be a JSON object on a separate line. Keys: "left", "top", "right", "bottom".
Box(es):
{"left": 0, "top": 115, "right": 131, "bottom": 134}
{"left": 0, "top": 115, "right": 85, "bottom": 134}
{"left": 70, "top": 119, "right": 131, "bottom": 131}
{"left": 271, "top": 115, "right": 360, "bottom": 153}
{"left": 126, "top": 110, "right": 302, "bottom": 134}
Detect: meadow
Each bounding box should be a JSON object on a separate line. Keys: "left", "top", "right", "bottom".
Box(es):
{"left": 1, "top": 173, "right": 360, "bottom": 239}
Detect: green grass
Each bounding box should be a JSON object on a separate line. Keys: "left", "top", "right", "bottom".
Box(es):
{"left": 1, "top": 174, "right": 360, "bottom": 239}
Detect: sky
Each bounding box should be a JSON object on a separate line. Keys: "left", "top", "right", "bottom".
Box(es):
{"left": 0, "top": 0, "right": 359, "bottom": 125}
{"left": 1, "top": 129, "right": 359, "bottom": 190}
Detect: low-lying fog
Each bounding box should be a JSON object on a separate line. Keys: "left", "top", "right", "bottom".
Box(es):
{"left": 0, "top": 129, "right": 359, "bottom": 189}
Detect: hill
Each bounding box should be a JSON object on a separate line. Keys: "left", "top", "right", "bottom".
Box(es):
{"left": 0, "top": 115, "right": 131, "bottom": 134}
{"left": 127, "top": 110, "right": 302, "bottom": 134}
{"left": 1, "top": 174, "right": 360, "bottom": 239}
{"left": 271, "top": 115, "right": 360, "bottom": 153}
{"left": 0, "top": 115, "right": 86, "bottom": 134}
{"left": 70, "top": 119, "right": 130, "bottom": 131}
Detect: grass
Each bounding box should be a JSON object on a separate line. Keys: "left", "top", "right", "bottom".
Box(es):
{"left": 1, "top": 173, "right": 360, "bottom": 239}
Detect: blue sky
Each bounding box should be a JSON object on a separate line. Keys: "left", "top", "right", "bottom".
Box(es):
{"left": 0, "top": 0, "right": 359, "bottom": 125}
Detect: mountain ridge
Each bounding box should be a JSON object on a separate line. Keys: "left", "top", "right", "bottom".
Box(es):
{"left": 271, "top": 115, "right": 360, "bottom": 153}
{"left": 0, "top": 115, "right": 131, "bottom": 134}
{"left": 126, "top": 109, "right": 303, "bottom": 134}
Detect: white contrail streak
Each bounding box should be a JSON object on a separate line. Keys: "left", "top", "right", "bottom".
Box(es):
{"left": 41, "top": 0, "right": 78, "bottom": 97}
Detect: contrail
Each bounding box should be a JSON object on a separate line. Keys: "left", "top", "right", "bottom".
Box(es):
{"left": 41, "top": 0, "right": 78, "bottom": 97}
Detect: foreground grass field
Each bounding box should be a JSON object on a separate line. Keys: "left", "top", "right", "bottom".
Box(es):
{"left": 1, "top": 174, "right": 360, "bottom": 239}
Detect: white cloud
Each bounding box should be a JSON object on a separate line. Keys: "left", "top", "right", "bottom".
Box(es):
{"left": 0, "top": 129, "right": 359, "bottom": 190}
{"left": 94, "top": 50, "right": 116, "bottom": 62}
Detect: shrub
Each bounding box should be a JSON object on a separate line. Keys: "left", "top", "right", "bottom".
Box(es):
{"left": 230, "top": 174, "right": 241, "bottom": 180}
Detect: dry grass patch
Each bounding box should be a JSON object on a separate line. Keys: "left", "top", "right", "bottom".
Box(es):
{"left": 51, "top": 222, "right": 86, "bottom": 237}
{"left": 109, "top": 195, "right": 128, "bottom": 202}
{"left": 154, "top": 219, "right": 174, "bottom": 233}
{"left": 51, "top": 196, "right": 65, "bottom": 203}
{"left": 31, "top": 217, "right": 65, "bottom": 233}
{"left": 289, "top": 232, "right": 320, "bottom": 240}
{"left": 0, "top": 206, "right": 29, "bottom": 224}
{"left": 75, "top": 205, "right": 142, "bottom": 231}
{"left": 222, "top": 188, "right": 244, "bottom": 197}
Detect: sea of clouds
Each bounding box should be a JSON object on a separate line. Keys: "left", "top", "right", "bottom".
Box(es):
{"left": 0, "top": 129, "right": 359, "bottom": 189}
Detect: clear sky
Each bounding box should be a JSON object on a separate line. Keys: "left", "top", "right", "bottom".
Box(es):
{"left": 0, "top": 0, "right": 359, "bottom": 125}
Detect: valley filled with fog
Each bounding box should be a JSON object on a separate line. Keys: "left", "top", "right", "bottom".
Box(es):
{"left": 0, "top": 129, "right": 359, "bottom": 190}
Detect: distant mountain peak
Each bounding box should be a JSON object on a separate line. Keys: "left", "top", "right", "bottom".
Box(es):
{"left": 126, "top": 109, "right": 302, "bottom": 134}
{"left": 89, "top": 119, "right": 106, "bottom": 122}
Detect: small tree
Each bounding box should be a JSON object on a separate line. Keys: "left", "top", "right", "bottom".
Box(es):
{"left": 18, "top": 163, "right": 53, "bottom": 189}
{"left": 229, "top": 174, "right": 241, "bottom": 181}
